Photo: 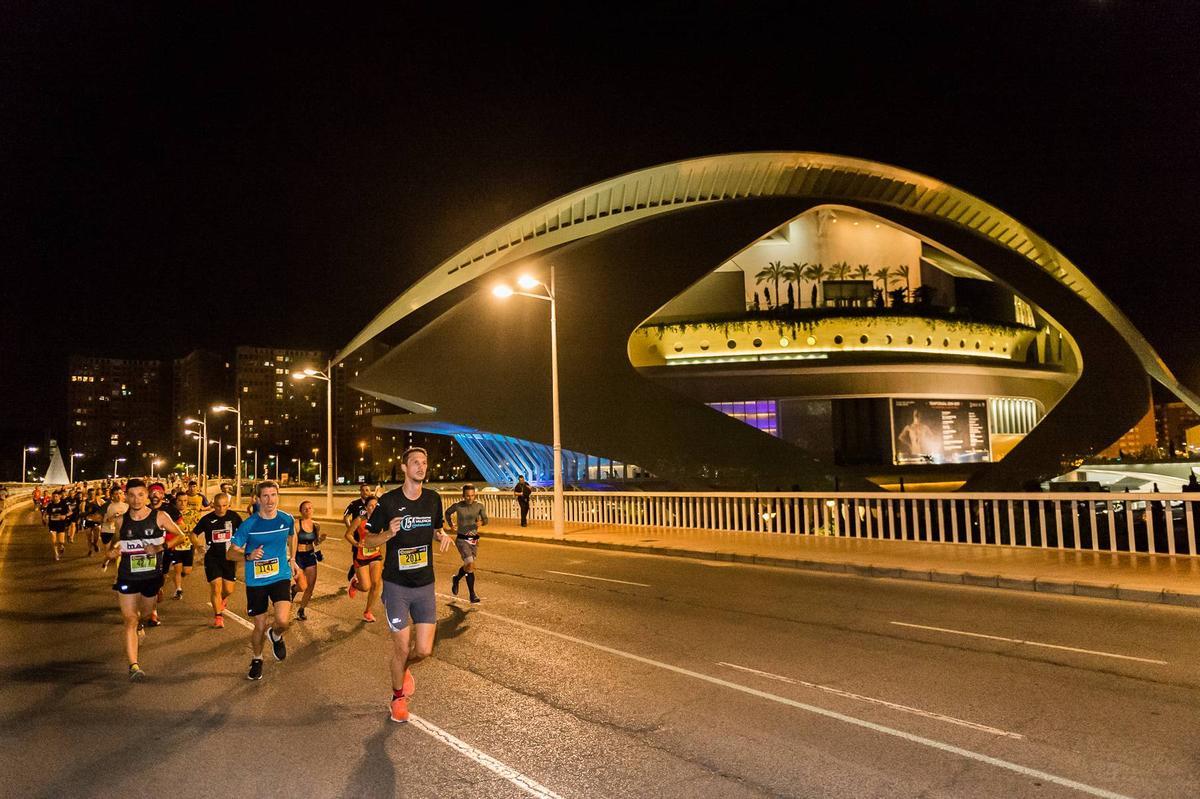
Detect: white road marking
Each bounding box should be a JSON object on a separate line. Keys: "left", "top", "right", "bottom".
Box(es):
{"left": 221, "top": 608, "right": 254, "bottom": 630}
{"left": 408, "top": 714, "right": 564, "bottom": 799}
{"left": 544, "top": 570, "right": 650, "bottom": 587}
{"left": 890, "top": 622, "right": 1168, "bottom": 666}
{"left": 717, "top": 661, "right": 1023, "bottom": 739}
{"left": 438, "top": 594, "right": 1132, "bottom": 799}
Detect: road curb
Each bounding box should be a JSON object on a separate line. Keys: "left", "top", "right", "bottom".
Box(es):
{"left": 469, "top": 528, "right": 1200, "bottom": 608}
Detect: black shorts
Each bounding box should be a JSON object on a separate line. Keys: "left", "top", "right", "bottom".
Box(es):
{"left": 100, "top": 532, "right": 114, "bottom": 545}
{"left": 48, "top": 524, "right": 69, "bottom": 534}
{"left": 296, "top": 550, "right": 324, "bottom": 570}
{"left": 246, "top": 579, "right": 291, "bottom": 616}
{"left": 113, "top": 575, "right": 164, "bottom": 598}
{"left": 166, "top": 549, "right": 194, "bottom": 568}
{"left": 204, "top": 554, "right": 237, "bottom": 582}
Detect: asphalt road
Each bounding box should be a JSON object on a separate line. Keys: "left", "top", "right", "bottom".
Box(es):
{"left": 1, "top": 502, "right": 1198, "bottom": 799}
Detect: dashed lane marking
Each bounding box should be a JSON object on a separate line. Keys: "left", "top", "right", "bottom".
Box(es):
{"left": 408, "top": 714, "right": 564, "bottom": 798}
{"left": 890, "top": 621, "right": 1168, "bottom": 665}
{"left": 544, "top": 570, "right": 650, "bottom": 587}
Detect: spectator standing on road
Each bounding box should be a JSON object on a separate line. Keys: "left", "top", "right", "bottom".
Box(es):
{"left": 514, "top": 475, "right": 532, "bottom": 527}
{"left": 446, "top": 484, "right": 488, "bottom": 603}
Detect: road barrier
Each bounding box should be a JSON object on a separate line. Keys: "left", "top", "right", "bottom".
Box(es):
{"left": 458, "top": 490, "right": 1200, "bottom": 557}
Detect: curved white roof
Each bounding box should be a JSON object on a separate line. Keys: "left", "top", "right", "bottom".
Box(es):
{"left": 339, "top": 151, "right": 1198, "bottom": 412}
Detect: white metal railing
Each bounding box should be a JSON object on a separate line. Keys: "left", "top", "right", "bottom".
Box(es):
{"left": 441, "top": 490, "right": 1200, "bottom": 557}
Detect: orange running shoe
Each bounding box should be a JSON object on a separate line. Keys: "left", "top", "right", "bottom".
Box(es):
{"left": 403, "top": 668, "right": 415, "bottom": 698}
{"left": 348, "top": 578, "right": 359, "bottom": 599}
{"left": 389, "top": 694, "right": 409, "bottom": 723}
{"left": 362, "top": 611, "right": 377, "bottom": 623}
{"left": 213, "top": 615, "right": 224, "bottom": 629}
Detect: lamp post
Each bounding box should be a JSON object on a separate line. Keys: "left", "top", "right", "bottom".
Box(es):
{"left": 112, "top": 457, "right": 126, "bottom": 479}
{"left": 492, "top": 267, "right": 564, "bottom": 538}
{"left": 290, "top": 360, "right": 334, "bottom": 516}
{"left": 21, "top": 446, "right": 38, "bottom": 483}
{"left": 151, "top": 459, "right": 163, "bottom": 479}
{"left": 209, "top": 437, "right": 223, "bottom": 480}
{"left": 246, "top": 450, "right": 258, "bottom": 484}
{"left": 184, "top": 416, "right": 207, "bottom": 487}
{"left": 211, "top": 401, "right": 242, "bottom": 506}
{"left": 69, "top": 452, "right": 83, "bottom": 483}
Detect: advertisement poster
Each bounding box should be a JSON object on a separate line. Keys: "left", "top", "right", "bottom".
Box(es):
{"left": 891, "top": 399, "right": 991, "bottom": 465}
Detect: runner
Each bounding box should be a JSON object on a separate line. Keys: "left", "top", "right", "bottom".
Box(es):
{"left": 45, "top": 490, "right": 70, "bottom": 560}
{"left": 293, "top": 500, "right": 325, "bottom": 621}
{"left": 99, "top": 486, "right": 129, "bottom": 571}
{"left": 184, "top": 480, "right": 209, "bottom": 511}
{"left": 343, "top": 483, "right": 375, "bottom": 598}
{"left": 445, "top": 483, "right": 489, "bottom": 603}
{"left": 145, "top": 483, "right": 178, "bottom": 626}
{"left": 104, "top": 478, "right": 185, "bottom": 680}
{"left": 347, "top": 496, "right": 382, "bottom": 622}
{"left": 226, "top": 481, "right": 297, "bottom": 681}
{"left": 81, "top": 488, "right": 104, "bottom": 555}
{"left": 65, "top": 488, "right": 82, "bottom": 544}
{"left": 360, "top": 447, "right": 451, "bottom": 723}
{"left": 192, "top": 492, "right": 242, "bottom": 628}
{"left": 165, "top": 492, "right": 200, "bottom": 600}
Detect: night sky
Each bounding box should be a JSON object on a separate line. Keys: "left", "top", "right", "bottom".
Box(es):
{"left": 2, "top": 2, "right": 1198, "bottom": 472}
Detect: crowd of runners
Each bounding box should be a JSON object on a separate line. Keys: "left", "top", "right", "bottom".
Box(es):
{"left": 27, "top": 447, "right": 493, "bottom": 724}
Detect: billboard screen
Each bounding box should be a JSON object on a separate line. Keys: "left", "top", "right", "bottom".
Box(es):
{"left": 891, "top": 398, "right": 991, "bottom": 465}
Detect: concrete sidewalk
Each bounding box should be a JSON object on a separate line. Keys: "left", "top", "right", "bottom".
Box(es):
{"left": 457, "top": 517, "right": 1200, "bottom": 607}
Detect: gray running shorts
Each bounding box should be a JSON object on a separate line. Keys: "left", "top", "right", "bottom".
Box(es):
{"left": 454, "top": 537, "right": 478, "bottom": 564}
{"left": 382, "top": 580, "right": 437, "bottom": 632}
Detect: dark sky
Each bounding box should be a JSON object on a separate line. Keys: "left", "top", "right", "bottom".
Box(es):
{"left": 2, "top": 2, "right": 1199, "bottom": 468}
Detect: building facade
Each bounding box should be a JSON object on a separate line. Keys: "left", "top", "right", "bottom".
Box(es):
{"left": 171, "top": 349, "right": 232, "bottom": 472}
{"left": 67, "top": 355, "right": 169, "bottom": 478}
{"left": 234, "top": 346, "right": 326, "bottom": 480}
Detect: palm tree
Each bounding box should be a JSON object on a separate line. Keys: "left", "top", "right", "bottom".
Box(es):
{"left": 784, "top": 262, "right": 806, "bottom": 309}
{"left": 803, "top": 262, "right": 829, "bottom": 307}
{"left": 853, "top": 263, "right": 871, "bottom": 280}
{"left": 874, "top": 265, "right": 895, "bottom": 304}
{"left": 897, "top": 264, "right": 912, "bottom": 301}
{"left": 755, "top": 261, "right": 786, "bottom": 309}
{"left": 830, "top": 261, "right": 850, "bottom": 281}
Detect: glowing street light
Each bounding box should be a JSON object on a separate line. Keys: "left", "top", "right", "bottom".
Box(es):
{"left": 492, "top": 268, "right": 564, "bottom": 538}
{"left": 69, "top": 452, "right": 83, "bottom": 483}
{"left": 21, "top": 446, "right": 38, "bottom": 483}
{"left": 112, "top": 457, "right": 126, "bottom": 479}
{"left": 151, "top": 459, "right": 164, "bottom": 479}
{"left": 184, "top": 416, "right": 208, "bottom": 486}
{"left": 291, "top": 360, "right": 334, "bottom": 516}
{"left": 211, "top": 402, "right": 242, "bottom": 505}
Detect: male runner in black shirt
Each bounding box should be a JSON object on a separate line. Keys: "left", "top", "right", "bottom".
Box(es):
{"left": 343, "top": 483, "right": 375, "bottom": 597}
{"left": 193, "top": 492, "right": 243, "bottom": 629}
{"left": 46, "top": 490, "right": 71, "bottom": 561}
{"left": 361, "top": 447, "right": 450, "bottom": 723}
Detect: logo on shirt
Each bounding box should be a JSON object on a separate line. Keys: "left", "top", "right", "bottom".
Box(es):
{"left": 399, "top": 515, "right": 432, "bottom": 531}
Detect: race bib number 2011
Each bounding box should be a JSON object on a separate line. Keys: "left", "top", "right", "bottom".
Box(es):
{"left": 253, "top": 558, "right": 280, "bottom": 579}
{"left": 396, "top": 546, "right": 428, "bottom": 571}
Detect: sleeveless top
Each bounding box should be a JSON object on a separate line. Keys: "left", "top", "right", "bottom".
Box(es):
{"left": 117, "top": 509, "right": 166, "bottom": 581}
{"left": 297, "top": 520, "right": 321, "bottom": 545}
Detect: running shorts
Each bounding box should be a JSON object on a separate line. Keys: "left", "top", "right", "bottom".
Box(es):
{"left": 454, "top": 537, "right": 478, "bottom": 564}
{"left": 246, "top": 579, "right": 291, "bottom": 616}
{"left": 164, "top": 549, "right": 194, "bottom": 568}
{"left": 204, "top": 553, "right": 237, "bottom": 583}
{"left": 100, "top": 532, "right": 114, "bottom": 545}
{"left": 382, "top": 580, "right": 437, "bottom": 631}
{"left": 296, "top": 550, "right": 323, "bottom": 570}
{"left": 113, "top": 575, "right": 164, "bottom": 598}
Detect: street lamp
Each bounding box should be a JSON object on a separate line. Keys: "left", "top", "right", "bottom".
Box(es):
{"left": 184, "top": 416, "right": 208, "bottom": 487}
{"left": 211, "top": 402, "right": 242, "bottom": 506}
{"left": 69, "top": 452, "right": 83, "bottom": 483}
{"left": 291, "top": 360, "right": 334, "bottom": 516}
{"left": 112, "top": 457, "right": 126, "bottom": 479}
{"left": 245, "top": 449, "right": 258, "bottom": 484}
{"left": 492, "top": 267, "right": 564, "bottom": 538}
{"left": 151, "top": 459, "right": 164, "bottom": 478}
{"left": 292, "top": 457, "right": 301, "bottom": 484}
{"left": 21, "top": 446, "right": 38, "bottom": 483}
{"left": 208, "top": 437, "right": 223, "bottom": 480}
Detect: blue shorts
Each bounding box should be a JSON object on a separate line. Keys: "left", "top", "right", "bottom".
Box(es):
{"left": 296, "top": 550, "right": 324, "bottom": 569}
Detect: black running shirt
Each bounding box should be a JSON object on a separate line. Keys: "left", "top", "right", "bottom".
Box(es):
{"left": 367, "top": 487, "right": 443, "bottom": 588}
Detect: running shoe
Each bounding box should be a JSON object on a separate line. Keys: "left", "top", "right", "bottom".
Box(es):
{"left": 136, "top": 622, "right": 146, "bottom": 639}
{"left": 403, "top": 668, "right": 415, "bottom": 698}
{"left": 146, "top": 612, "right": 160, "bottom": 628}
{"left": 173, "top": 589, "right": 183, "bottom": 600}
{"left": 452, "top": 573, "right": 461, "bottom": 596}
{"left": 296, "top": 607, "right": 307, "bottom": 621}
{"left": 348, "top": 578, "right": 359, "bottom": 599}
{"left": 267, "top": 628, "right": 286, "bottom": 661}
{"left": 470, "top": 595, "right": 482, "bottom": 604}
{"left": 128, "top": 663, "right": 146, "bottom": 681}
{"left": 247, "top": 658, "right": 263, "bottom": 681}
{"left": 389, "top": 694, "right": 409, "bottom": 723}
{"left": 362, "top": 611, "right": 377, "bottom": 623}
{"left": 213, "top": 615, "right": 224, "bottom": 629}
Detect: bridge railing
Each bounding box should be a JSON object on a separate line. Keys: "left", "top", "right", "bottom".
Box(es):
{"left": 449, "top": 490, "right": 1200, "bottom": 557}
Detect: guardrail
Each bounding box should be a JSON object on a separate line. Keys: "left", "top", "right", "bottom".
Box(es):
{"left": 454, "top": 490, "right": 1200, "bottom": 557}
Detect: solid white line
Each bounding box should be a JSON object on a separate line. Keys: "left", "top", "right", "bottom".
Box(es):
{"left": 222, "top": 608, "right": 255, "bottom": 630}
{"left": 544, "top": 570, "right": 650, "bottom": 587}
{"left": 408, "top": 714, "right": 564, "bottom": 799}
{"left": 890, "top": 622, "right": 1168, "bottom": 666}
{"left": 437, "top": 593, "right": 1131, "bottom": 799}
{"left": 716, "top": 661, "right": 1023, "bottom": 739}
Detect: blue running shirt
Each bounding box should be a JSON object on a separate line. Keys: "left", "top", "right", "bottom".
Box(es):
{"left": 232, "top": 511, "right": 295, "bottom": 587}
